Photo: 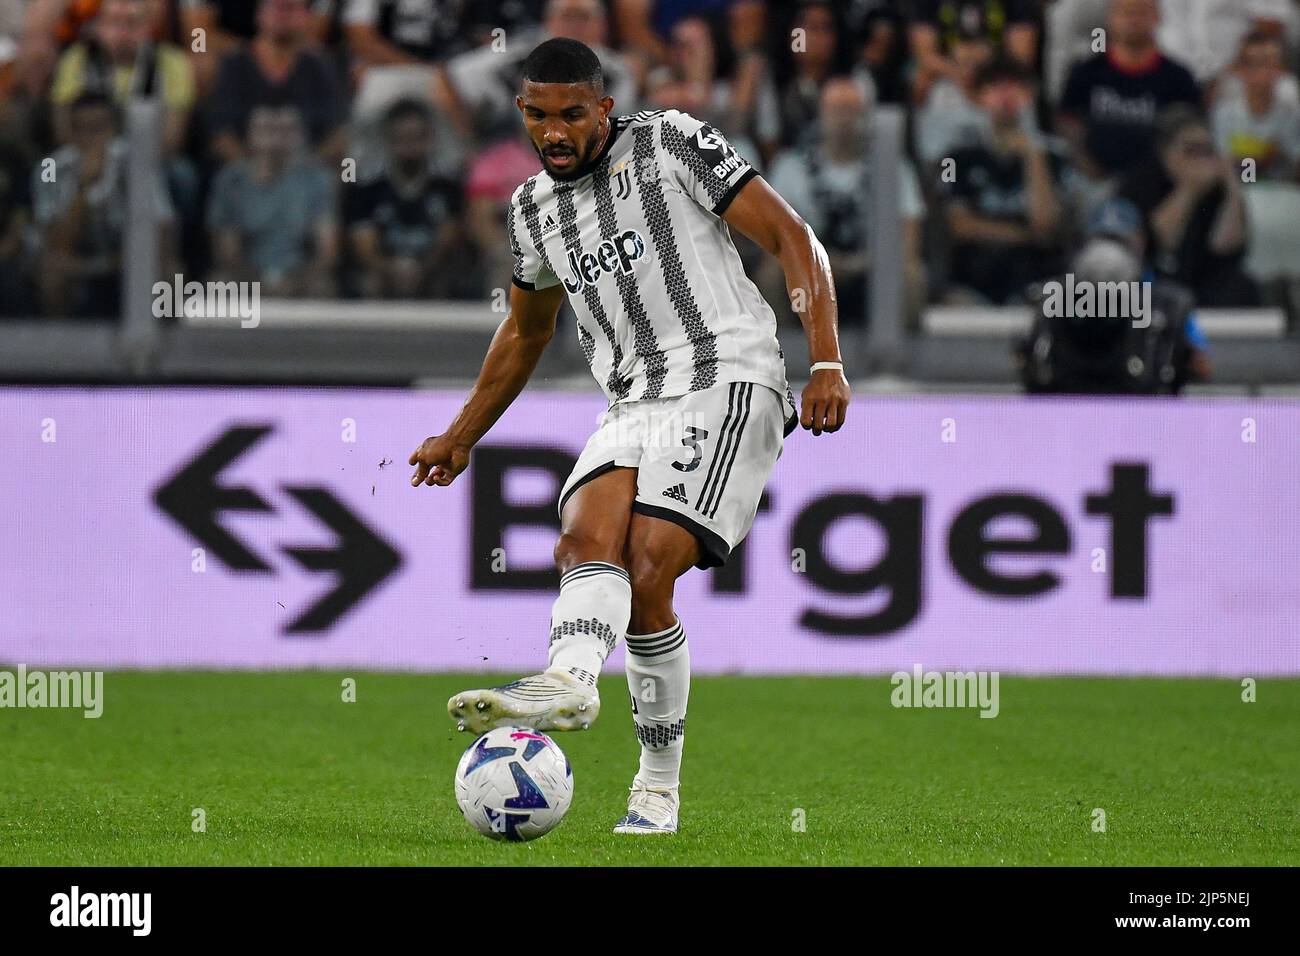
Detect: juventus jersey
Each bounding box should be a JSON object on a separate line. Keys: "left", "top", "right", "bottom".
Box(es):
{"left": 508, "top": 109, "right": 798, "bottom": 433}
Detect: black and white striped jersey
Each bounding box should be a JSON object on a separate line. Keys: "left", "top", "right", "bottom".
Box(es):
{"left": 508, "top": 109, "right": 798, "bottom": 431}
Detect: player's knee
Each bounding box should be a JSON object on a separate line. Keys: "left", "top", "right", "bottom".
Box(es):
{"left": 553, "top": 530, "right": 622, "bottom": 575}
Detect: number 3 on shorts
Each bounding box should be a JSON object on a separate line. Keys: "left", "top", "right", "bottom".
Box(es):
{"left": 672, "top": 426, "right": 710, "bottom": 473}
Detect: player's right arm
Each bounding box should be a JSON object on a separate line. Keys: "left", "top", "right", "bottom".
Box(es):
{"left": 409, "top": 281, "right": 564, "bottom": 488}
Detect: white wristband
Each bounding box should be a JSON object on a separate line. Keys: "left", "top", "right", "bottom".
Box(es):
{"left": 810, "top": 361, "right": 844, "bottom": 374}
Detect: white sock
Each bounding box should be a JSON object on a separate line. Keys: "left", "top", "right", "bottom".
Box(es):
{"left": 546, "top": 561, "right": 631, "bottom": 681}
{"left": 624, "top": 617, "right": 689, "bottom": 790}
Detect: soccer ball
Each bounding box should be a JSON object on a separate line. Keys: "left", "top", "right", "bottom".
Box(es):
{"left": 454, "top": 726, "right": 573, "bottom": 841}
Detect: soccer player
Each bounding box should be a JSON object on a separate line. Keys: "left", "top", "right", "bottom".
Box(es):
{"left": 409, "top": 37, "right": 849, "bottom": 834}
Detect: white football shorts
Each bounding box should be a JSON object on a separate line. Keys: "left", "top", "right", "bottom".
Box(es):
{"left": 557, "top": 380, "right": 794, "bottom": 569}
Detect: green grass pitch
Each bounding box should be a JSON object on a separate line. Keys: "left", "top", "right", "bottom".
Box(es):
{"left": 2, "top": 672, "right": 1296, "bottom": 866}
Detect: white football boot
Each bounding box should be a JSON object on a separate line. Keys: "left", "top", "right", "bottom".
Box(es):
{"left": 612, "top": 782, "right": 679, "bottom": 835}
{"left": 448, "top": 667, "right": 600, "bottom": 735}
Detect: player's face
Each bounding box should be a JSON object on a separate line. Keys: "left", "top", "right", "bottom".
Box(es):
{"left": 517, "top": 80, "right": 613, "bottom": 178}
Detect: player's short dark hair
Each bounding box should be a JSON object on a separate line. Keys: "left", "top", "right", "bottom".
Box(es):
{"left": 974, "top": 53, "right": 1034, "bottom": 91}
{"left": 383, "top": 97, "right": 433, "bottom": 129}
{"left": 520, "top": 37, "right": 605, "bottom": 92}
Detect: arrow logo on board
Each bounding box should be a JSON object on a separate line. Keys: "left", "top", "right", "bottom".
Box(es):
{"left": 279, "top": 486, "right": 401, "bottom": 633}
{"left": 152, "top": 425, "right": 276, "bottom": 570}
{"left": 153, "top": 424, "right": 403, "bottom": 634}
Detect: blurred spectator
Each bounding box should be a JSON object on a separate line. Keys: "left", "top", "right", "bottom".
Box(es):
{"left": 1043, "top": 0, "right": 1109, "bottom": 105}
{"left": 207, "top": 0, "right": 345, "bottom": 164}
{"left": 17, "top": 0, "right": 102, "bottom": 96}
{"left": 1212, "top": 31, "right": 1300, "bottom": 181}
{"left": 463, "top": 126, "right": 542, "bottom": 296}
{"left": 343, "top": 0, "right": 463, "bottom": 67}
{"left": 0, "top": 133, "right": 33, "bottom": 315}
{"left": 0, "top": 0, "right": 26, "bottom": 98}
{"left": 610, "top": 0, "right": 731, "bottom": 68}
{"left": 913, "top": 24, "right": 994, "bottom": 165}
{"left": 766, "top": 76, "right": 925, "bottom": 327}
{"left": 32, "top": 92, "right": 175, "bottom": 317}
{"left": 845, "top": 0, "right": 909, "bottom": 105}
{"left": 50, "top": 0, "right": 196, "bottom": 155}
{"left": 909, "top": 0, "right": 1038, "bottom": 106}
{"left": 1156, "top": 0, "right": 1295, "bottom": 89}
{"left": 645, "top": 13, "right": 779, "bottom": 164}
{"left": 1058, "top": 0, "right": 1200, "bottom": 180}
{"left": 343, "top": 98, "right": 465, "bottom": 298}
{"left": 773, "top": 1, "right": 852, "bottom": 148}
{"left": 207, "top": 104, "right": 338, "bottom": 296}
{"left": 459, "top": 0, "right": 547, "bottom": 48}
{"left": 443, "top": 0, "right": 638, "bottom": 145}
{"left": 182, "top": 0, "right": 334, "bottom": 91}
{"left": 343, "top": 0, "right": 469, "bottom": 182}
{"left": 1118, "top": 104, "right": 1256, "bottom": 305}
{"left": 1015, "top": 196, "right": 1211, "bottom": 392}
{"left": 940, "top": 55, "right": 1067, "bottom": 304}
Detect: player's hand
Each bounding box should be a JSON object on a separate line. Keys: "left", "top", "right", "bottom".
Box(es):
{"left": 409, "top": 434, "right": 472, "bottom": 488}
{"left": 800, "top": 368, "right": 850, "bottom": 436}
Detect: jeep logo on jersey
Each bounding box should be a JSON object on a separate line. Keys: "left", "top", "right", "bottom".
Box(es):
{"left": 563, "top": 229, "right": 646, "bottom": 293}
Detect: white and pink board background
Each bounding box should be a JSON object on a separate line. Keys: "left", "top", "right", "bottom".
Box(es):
{"left": 1, "top": 388, "right": 1296, "bottom": 676}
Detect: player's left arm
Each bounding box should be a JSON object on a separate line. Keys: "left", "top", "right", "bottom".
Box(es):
{"left": 722, "top": 176, "right": 850, "bottom": 435}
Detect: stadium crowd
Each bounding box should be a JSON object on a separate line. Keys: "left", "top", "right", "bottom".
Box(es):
{"left": 0, "top": 0, "right": 1298, "bottom": 326}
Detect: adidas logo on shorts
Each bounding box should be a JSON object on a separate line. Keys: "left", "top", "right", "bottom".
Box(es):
{"left": 661, "top": 483, "right": 688, "bottom": 503}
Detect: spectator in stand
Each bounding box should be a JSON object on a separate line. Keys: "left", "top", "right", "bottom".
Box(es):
{"left": 344, "top": 99, "right": 466, "bottom": 299}
{"left": 765, "top": 77, "right": 925, "bottom": 327}
{"left": 1212, "top": 31, "right": 1300, "bottom": 182}
{"left": 0, "top": 0, "right": 27, "bottom": 99}
{"left": 1058, "top": 0, "right": 1201, "bottom": 180}
{"left": 846, "top": 0, "right": 909, "bottom": 105}
{"left": 17, "top": 0, "right": 104, "bottom": 96}
{"left": 207, "top": 104, "right": 338, "bottom": 296}
{"left": 772, "top": 0, "right": 852, "bottom": 149}
{"left": 462, "top": 125, "right": 542, "bottom": 297}
{"left": 182, "top": 0, "right": 334, "bottom": 91}
{"left": 459, "top": 0, "right": 547, "bottom": 48}
{"left": 443, "top": 0, "right": 638, "bottom": 147}
{"left": 644, "top": 13, "right": 779, "bottom": 165}
{"left": 1118, "top": 104, "right": 1256, "bottom": 305}
{"left": 1042, "top": 0, "right": 1109, "bottom": 105}
{"left": 50, "top": 0, "right": 195, "bottom": 155}
{"left": 610, "top": 0, "right": 731, "bottom": 70}
{"left": 1156, "top": 0, "right": 1296, "bottom": 91}
{"left": 31, "top": 92, "right": 176, "bottom": 317}
{"left": 940, "top": 54, "right": 1067, "bottom": 304}
{"left": 342, "top": 0, "right": 468, "bottom": 181}
{"left": 909, "top": 0, "right": 1038, "bottom": 106}
{"left": 0, "top": 131, "right": 33, "bottom": 315}
{"left": 913, "top": 23, "right": 995, "bottom": 166}
{"left": 207, "top": 0, "right": 345, "bottom": 164}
